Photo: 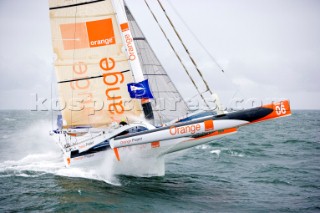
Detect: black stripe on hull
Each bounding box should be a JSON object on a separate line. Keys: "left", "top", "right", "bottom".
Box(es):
{"left": 213, "top": 107, "right": 273, "bottom": 122}
{"left": 114, "top": 106, "right": 274, "bottom": 140}
{"left": 71, "top": 144, "right": 110, "bottom": 159}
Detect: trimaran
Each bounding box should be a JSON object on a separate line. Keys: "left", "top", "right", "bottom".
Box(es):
{"left": 48, "top": 0, "right": 291, "bottom": 173}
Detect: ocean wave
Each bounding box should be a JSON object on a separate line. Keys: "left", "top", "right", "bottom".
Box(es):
{"left": 210, "top": 149, "right": 221, "bottom": 157}
{"left": 251, "top": 178, "right": 292, "bottom": 186}
{"left": 283, "top": 139, "right": 314, "bottom": 144}
{"left": 0, "top": 152, "right": 121, "bottom": 186}
{"left": 195, "top": 144, "right": 210, "bottom": 150}
{"left": 0, "top": 152, "right": 63, "bottom": 173}
{"left": 226, "top": 150, "right": 245, "bottom": 157}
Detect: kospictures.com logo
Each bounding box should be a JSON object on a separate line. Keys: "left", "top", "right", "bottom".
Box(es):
{"left": 60, "top": 18, "right": 116, "bottom": 50}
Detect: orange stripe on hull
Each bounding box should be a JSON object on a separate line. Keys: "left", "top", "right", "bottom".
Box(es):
{"left": 251, "top": 100, "right": 291, "bottom": 124}
{"left": 187, "top": 128, "right": 237, "bottom": 142}
{"left": 151, "top": 141, "right": 160, "bottom": 148}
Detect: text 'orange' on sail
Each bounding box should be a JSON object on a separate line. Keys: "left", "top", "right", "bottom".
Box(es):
{"left": 49, "top": 0, "right": 143, "bottom": 128}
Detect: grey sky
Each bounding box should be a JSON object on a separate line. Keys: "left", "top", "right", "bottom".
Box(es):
{"left": 0, "top": 0, "right": 319, "bottom": 110}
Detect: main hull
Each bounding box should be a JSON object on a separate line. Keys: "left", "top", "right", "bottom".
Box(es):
{"left": 51, "top": 100, "right": 291, "bottom": 172}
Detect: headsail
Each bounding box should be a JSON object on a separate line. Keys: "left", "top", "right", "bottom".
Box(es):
{"left": 49, "top": 0, "right": 143, "bottom": 128}
{"left": 125, "top": 5, "right": 189, "bottom": 125}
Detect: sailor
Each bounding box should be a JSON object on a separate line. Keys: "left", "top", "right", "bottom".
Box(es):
{"left": 119, "top": 118, "right": 128, "bottom": 126}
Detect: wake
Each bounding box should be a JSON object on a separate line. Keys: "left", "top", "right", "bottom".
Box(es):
{"left": 0, "top": 120, "right": 166, "bottom": 185}
{"left": 0, "top": 120, "right": 121, "bottom": 185}
{"left": 0, "top": 151, "right": 122, "bottom": 185}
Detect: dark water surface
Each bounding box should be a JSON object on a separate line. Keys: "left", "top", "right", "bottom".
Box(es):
{"left": 0, "top": 110, "right": 319, "bottom": 212}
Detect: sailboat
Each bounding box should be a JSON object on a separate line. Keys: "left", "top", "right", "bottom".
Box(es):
{"left": 48, "top": 0, "right": 291, "bottom": 171}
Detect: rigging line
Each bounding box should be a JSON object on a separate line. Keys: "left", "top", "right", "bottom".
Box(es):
{"left": 163, "top": 0, "right": 225, "bottom": 74}
{"left": 164, "top": 0, "right": 243, "bottom": 107}
{"left": 158, "top": 0, "right": 225, "bottom": 114}
{"left": 143, "top": 0, "right": 210, "bottom": 109}
{"left": 157, "top": 0, "right": 212, "bottom": 95}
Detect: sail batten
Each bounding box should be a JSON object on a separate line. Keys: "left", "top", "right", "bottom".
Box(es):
{"left": 50, "top": 14, "right": 115, "bottom": 18}
{"left": 49, "top": 0, "right": 143, "bottom": 127}
{"left": 133, "top": 37, "right": 145, "bottom": 40}
{"left": 57, "top": 69, "right": 130, "bottom": 84}
{"left": 49, "top": 0, "right": 106, "bottom": 10}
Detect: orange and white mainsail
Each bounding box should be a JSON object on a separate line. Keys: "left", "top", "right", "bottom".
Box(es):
{"left": 49, "top": 0, "right": 143, "bottom": 128}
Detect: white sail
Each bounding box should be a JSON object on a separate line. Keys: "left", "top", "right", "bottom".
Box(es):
{"left": 49, "top": 0, "right": 143, "bottom": 128}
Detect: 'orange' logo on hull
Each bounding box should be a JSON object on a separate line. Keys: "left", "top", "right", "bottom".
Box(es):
{"left": 170, "top": 124, "right": 201, "bottom": 135}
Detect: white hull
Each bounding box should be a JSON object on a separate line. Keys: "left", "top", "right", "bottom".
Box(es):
{"left": 52, "top": 121, "right": 238, "bottom": 171}
{"left": 63, "top": 132, "right": 235, "bottom": 177}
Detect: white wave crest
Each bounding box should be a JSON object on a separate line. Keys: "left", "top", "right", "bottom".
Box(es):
{"left": 195, "top": 144, "right": 210, "bottom": 150}
{"left": 210, "top": 149, "right": 221, "bottom": 157}
{"left": 229, "top": 151, "right": 245, "bottom": 157}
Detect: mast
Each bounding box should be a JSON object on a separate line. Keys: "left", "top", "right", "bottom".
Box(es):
{"left": 112, "top": 0, "right": 154, "bottom": 121}
{"left": 125, "top": 2, "right": 190, "bottom": 124}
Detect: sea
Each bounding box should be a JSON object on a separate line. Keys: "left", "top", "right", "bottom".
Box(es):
{"left": 0, "top": 110, "right": 319, "bottom": 212}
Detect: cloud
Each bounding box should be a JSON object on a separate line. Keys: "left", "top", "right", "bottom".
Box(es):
{"left": 0, "top": 0, "right": 319, "bottom": 109}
